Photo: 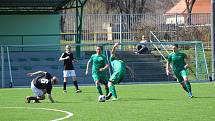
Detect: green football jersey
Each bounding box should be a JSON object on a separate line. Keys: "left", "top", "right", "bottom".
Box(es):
{"left": 167, "top": 51, "right": 187, "bottom": 72}
{"left": 110, "top": 54, "right": 126, "bottom": 72}
{"left": 89, "top": 54, "right": 108, "bottom": 73}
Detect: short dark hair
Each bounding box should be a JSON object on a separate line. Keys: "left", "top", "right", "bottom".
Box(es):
{"left": 96, "top": 45, "right": 103, "bottom": 50}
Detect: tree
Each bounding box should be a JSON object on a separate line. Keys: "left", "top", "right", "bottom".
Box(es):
{"left": 83, "top": 0, "right": 106, "bottom": 14}
{"left": 185, "top": 0, "right": 196, "bottom": 14}
{"left": 185, "top": 0, "right": 196, "bottom": 24}
{"left": 100, "top": 0, "right": 182, "bottom": 14}
{"left": 81, "top": 0, "right": 180, "bottom": 14}
{"left": 100, "top": 0, "right": 148, "bottom": 14}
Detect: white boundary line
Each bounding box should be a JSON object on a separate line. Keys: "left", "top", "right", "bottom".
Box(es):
{"left": 0, "top": 107, "right": 73, "bottom": 121}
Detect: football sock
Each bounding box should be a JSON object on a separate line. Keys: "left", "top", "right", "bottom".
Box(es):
{"left": 185, "top": 81, "right": 192, "bottom": 93}
{"left": 35, "top": 98, "right": 39, "bottom": 101}
{"left": 182, "top": 83, "right": 188, "bottom": 92}
{"left": 105, "top": 93, "right": 112, "bottom": 100}
{"left": 73, "top": 81, "right": 79, "bottom": 90}
{"left": 96, "top": 85, "right": 103, "bottom": 95}
{"left": 105, "top": 86, "right": 109, "bottom": 96}
{"left": 63, "top": 82, "right": 67, "bottom": 90}
{"left": 29, "top": 96, "right": 38, "bottom": 100}
{"left": 34, "top": 99, "right": 40, "bottom": 103}
{"left": 109, "top": 85, "right": 117, "bottom": 98}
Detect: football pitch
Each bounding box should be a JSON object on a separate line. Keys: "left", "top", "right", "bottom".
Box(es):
{"left": 0, "top": 83, "right": 215, "bottom": 121}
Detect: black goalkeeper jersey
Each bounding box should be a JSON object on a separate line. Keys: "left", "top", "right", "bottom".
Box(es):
{"left": 60, "top": 52, "right": 75, "bottom": 70}
{"left": 33, "top": 72, "right": 53, "bottom": 94}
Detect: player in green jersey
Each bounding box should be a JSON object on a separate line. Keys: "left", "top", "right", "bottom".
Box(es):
{"left": 166, "top": 44, "right": 193, "bottom": 98}
{"left": 106, "top": 42, "right": 134, "bottom": 101}
{"left": 86, "top": 46, "right": 109, "bottom": 96}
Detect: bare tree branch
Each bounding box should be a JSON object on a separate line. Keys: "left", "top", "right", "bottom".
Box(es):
{"left": 82, "top": 0, "right": 181, "bottom": 14}
{"left": 185, "top": 0, "right": 196, "bottom": 24}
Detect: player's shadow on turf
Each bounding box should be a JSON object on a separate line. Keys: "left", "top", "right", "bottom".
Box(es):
{"left": 55, "top": 101, "right": 83, "bottom": 103}
{"left": 120, "top": 97, "right": 169, "bottom": 101}
{"left": 193, "top": 96, "right": 215, "bottom": 99}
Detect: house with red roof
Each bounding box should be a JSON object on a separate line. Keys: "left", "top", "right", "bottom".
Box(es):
{"left": 165, "top": 0, "right": 211, "bottom": 25}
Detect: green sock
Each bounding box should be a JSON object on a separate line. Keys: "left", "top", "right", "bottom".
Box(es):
{"left": 185, "top": 81, "right": 192, "bottom": 93}
{"left": 96, "top": 86, "right": 103, "bottom": 95}
{"left": 109, "top": 85, "right": 117, "bottom": 98}
{"left": 105, "top": 86, "right": 109, "bottom": 96}
{"left": 182, "top": 83, "right": 188, "bottom": 92}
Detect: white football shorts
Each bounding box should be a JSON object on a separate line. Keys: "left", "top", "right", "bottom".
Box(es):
{"left": 63, "top": 70, "right": 76, "bottom": 77}
{"left": 31, "top": 81, "right": 44, "bottom": 97}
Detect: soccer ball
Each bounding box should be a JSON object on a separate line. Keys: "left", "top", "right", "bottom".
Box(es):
{"left": 98, "top": 95, "right": 106, "bottom": 102}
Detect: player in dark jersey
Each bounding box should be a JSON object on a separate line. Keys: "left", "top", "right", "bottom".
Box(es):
{"left": 25, "top": 71, "right": 58, "bottom": 103}
{"left": 59, "top": 45, "right": 81, "bottom": 93}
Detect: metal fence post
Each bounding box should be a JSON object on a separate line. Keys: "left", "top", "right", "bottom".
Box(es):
{"left": 211, "top": 0, "right": 215, "bottom": 80}
{"left": 7, "top": 46, "right": 13, "bottom": 88}
{"left": 195, "top": 43, "right": 199, "bottom": 80}
{"left": 175, "top": 13, "right": 178, "bottom": 41}
{"left": 1, "top": 46, "right": 4, "bottom": 88}
{"left": 119, "top": 14, "right": 122, "bottom": 50}
{"left": 119, "top": 14, "right": 122, "bottom": 43}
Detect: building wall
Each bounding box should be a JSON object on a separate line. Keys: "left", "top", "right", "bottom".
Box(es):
{"left": 166, "top": 0, "right": 211, "bottom": 14}
{"left": 0, "top": 15, "right": 60, "bottom": 46}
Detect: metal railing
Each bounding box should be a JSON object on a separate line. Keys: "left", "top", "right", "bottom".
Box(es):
{"left": 0, "top": 13, "right": 211, "bottom": 48}
{"left": 61, "top": 13, "right": 211, "bottom": 47}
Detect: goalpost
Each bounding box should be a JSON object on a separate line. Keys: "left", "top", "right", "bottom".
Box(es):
{"left": 0, "top": 41, "right": 210, "bottom": 88}
{"left": 150, "top": 31, "right": 209, "bottom": 80}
